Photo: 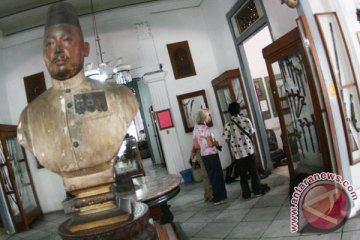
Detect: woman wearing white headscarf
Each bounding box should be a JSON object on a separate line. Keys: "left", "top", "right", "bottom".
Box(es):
{"left": 190, "top": 109, "right": 227, "bottom": 205}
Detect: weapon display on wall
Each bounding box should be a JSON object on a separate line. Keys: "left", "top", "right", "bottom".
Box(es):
{"left": 298, "top": 119, "right": 308, "bottom": 152}
{"left": 329, "top": 22, "right": 360, "bottom": 153}
{"left": 286, "top": 89, "right": 297, "bottom": 125}
{"left": 287, "top": 89, "right": 306, "bottom": 119}
{"left": 304, "top": 117, "right": 315, "bottom": 152}
{"left": 294, "top": 129, "right": 305, "bottom": 158}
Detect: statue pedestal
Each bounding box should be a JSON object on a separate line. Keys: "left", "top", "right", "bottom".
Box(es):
{"left": 58, "top": 201, "right": 155, "bottom": 240}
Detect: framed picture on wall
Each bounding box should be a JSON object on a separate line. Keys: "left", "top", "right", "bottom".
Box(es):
{"left": 156, "top": 109, "right": 174, "bottom": 130}
{"left": 315, "top": 12, "right": 360, "bottom": 164}
{"left": 23, "top": 72, "right": 46, "bottom": 103}
{"left": 23, "top": 72, "right": 46, "bottom": 169}
{"left": 253, "top": 78, "right": 271, "bottom": 120}
{"left": 177, "top": 89, "right": 212, "bottom": 133}
{"left": 167, "top": 41, "right": 196, "bottom": 80}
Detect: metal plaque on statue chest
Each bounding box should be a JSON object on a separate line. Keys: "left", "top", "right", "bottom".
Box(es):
{"left": 74, "top": 91, "right": 108, "bottom": 114}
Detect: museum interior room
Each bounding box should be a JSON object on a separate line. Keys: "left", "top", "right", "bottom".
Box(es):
{"left": 1, "top": 0, "right": 360, "bottom": 239}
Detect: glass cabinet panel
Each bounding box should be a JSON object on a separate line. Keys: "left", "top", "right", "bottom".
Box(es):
{"left": 0, "top": 124, "right": 42, "bottom": 232}
{"left": 263, "top": 27, "right": 332, "bottom": 180}
{"left": 216, "top": 88, "right": 232, "bottom": 123}
{"left": 115, "top": 136, "right": 145, "bottom": 178}
{"left": 6, "top": 138, "right": 38, "bottom": 213}
{"left": 272, "top": 56, "right": 324, "bottom": 176}
{"left": 212, "top": 69, "right": 265, "bottom": 171}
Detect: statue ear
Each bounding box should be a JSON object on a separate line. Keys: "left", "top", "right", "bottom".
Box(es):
{"left": 83, "top": 42, "right": 90, "bottom": 57}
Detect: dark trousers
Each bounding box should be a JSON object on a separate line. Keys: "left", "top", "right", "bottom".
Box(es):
{"left": 236, "top": 154, "right": 261, "bottom": 196}
{"left": 202, "top": 154, "right": 227, "bottom": 202}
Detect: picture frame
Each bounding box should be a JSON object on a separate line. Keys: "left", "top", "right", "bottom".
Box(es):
{"left": 177, "top": 90, "right": 212, "bottom": 133}
{"left": 156, "top": 109, "right": 174, "bottom": 130}
{"left": 315, "top": 12, "right": 360, "bottom": 164}
{"left": 23, "top": 72, "right": 46, "bottom": 169}
{"left": 253, "top": 78, "right": 271, "bottom": 120}
{"left": 23, "top": 72, "right": 46, "bottom": 103}
{"left": 167, "top": 41, "right": 196, "bottom": 80}
{"left": 228, "top": 0, "right": 264, "bottom": 39}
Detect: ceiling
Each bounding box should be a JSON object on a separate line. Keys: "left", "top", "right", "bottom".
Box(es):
{"left": 0, "top": 0, "right": 159, "bottom": 36}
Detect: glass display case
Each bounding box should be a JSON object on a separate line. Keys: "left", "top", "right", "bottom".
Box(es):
{"left": 262, "top": 27, "right": 333, "bottom": 180}
{"left": 211, "top": 69, "right": 264, "bottom": 171}
{"left": 115, "top": 136, "right": 145, "bottom": 178}
{"left": 0, "top": 124, "right": 42, "bottom": 232}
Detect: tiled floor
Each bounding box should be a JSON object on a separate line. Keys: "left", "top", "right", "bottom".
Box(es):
{"left": 1, "top": 161, "right": 360, "bottom": 240}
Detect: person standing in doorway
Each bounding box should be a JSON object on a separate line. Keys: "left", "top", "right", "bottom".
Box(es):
{"left": 191, "top": 109, "right": 227, "bottom": 205}
{"left": 223, "top": 102, "right": 269, "bottom": 199}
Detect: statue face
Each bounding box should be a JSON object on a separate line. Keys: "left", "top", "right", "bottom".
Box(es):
{"left": 43, "top": 24, "right": 89, "bottom": 81}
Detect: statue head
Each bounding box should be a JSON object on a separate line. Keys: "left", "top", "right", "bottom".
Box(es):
{"left": 281, "top": 0, "right": 299, "bottom": 8}
{"left": 43, "top": 2, "right": 89, "bottom": 81}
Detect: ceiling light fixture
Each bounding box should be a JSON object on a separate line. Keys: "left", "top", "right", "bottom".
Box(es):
{"left": 85, "top": 0, "right": 132, "bottom": 84}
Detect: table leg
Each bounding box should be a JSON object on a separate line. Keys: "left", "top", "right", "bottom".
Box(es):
{"left": 149, "top": 202, "right": 174, "bottom": 224}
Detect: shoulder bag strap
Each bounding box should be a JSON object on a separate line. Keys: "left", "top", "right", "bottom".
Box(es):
{"left": 231, "top": 119, "right": 252, "bottom": 143}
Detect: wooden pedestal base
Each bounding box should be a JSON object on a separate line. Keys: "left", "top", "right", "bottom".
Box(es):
{"left": 58, "top": 201, "right": 155, "bottom": 240}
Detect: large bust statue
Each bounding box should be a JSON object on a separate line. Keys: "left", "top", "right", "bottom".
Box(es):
{"left": 17, "top": 2, "right": 138, "bottom": 192}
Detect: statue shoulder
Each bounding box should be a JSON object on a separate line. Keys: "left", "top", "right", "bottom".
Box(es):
{"left": 25, "top": 87, "right": 55, "bottom": 108}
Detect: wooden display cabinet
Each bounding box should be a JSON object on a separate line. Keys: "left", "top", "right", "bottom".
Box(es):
{"left": 262, "top": 26, "right": 332, "bottom": 180}
{"left": 0, "top": 124, "right": 42, "bottom": 232}
{"left": 211, "top": 69, "right": 264, "bottom": 171}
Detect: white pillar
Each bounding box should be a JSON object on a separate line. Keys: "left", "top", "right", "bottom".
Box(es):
{"left": 143, "top": 71, "right": 186, "bottom": 175}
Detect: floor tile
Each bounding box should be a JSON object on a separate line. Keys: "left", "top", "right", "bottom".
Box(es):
{"left": 190, "top": 238, "right": 221, "bottom": 240}
{"left": 13, "top": 230, "right": 52, "bottom": 240}
{"left": 262, "top": 219, "right": 300, "bottom": 238}
{"left": 214, "top": 208, "right": 250, "bottom": 222}
{"left": 186, "top": 207, "right": 224, "bottom": 223}
{"left": 173, "top": 211, "right": 196, "bottom": 223}
{"left": 341, "top": 230, "right": 360, "bottom": 240}
{"left": 261, "top": 237, "right": 299, "bottom": 240}
{"left": 227, "top": 197, "right": 260, "bottom": 209}
{"left": 180, "top": 222, "right": 207, "bottom": 237}
{"left": 243, "top": 207, "right": 280, "bottom": 222}
{"left": 254, "top": 194, "right": 287, "bottom": 208}
{"left": 226, "top": 221, "right": 271, "bottom": 238}
{"left": 298, "top": 233, "right": 341, "bottom": 240}
{"left": 343, "top": 216, "right": 360, "bottom": 232}
{"left": 275, "top": 205, "right": 291, "bottom": 220}
{"left": 195, "top": 222, "right": 238, "bottom": 239}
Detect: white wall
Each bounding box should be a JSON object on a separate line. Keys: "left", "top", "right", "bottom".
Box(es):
{"left": 0, "top": 34, "right": 11, "bottom": 124}
{"left": 262, "top": 0, "right": 299, "bottom": 39}
{"left": 200, "top": 0, "right": 239, "bottom": 73}
{"left": 0, "top": 55, "right": 11, "bottom": 124}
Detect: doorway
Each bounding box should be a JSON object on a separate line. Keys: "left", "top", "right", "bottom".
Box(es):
{"left": 242, "top": 26, "right": 287, "bottom": 170}
{"left": 123, "top": 79, "right": 165, "bottom": 170}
